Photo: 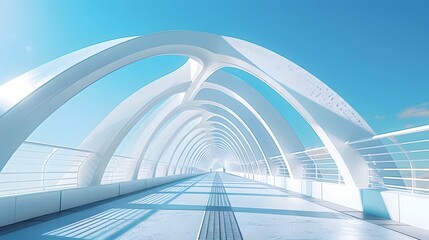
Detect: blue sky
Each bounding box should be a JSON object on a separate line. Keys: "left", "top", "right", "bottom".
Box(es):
{"left": 0, "top": 0, "right": 429, "bottom": 148}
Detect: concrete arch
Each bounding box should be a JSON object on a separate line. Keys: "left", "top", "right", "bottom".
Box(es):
{"left": 207, "top": 115, "right": 263, "bottom": 174}
{"left": 149, "top": 112, "right": 203, "bottom": 177}
{"left": 207, "top": 121, "right": 261, "bottom": 174}
{"left": 179, "top": 129, "right": 248, "bottom": 175}
{"left": 170, "top": 125, "right": 210, "bottom": 175}
{"left": 182, "top": 100, "right": 280, "bottom": 175}
{"left": 174, "top": 116, "right": 255, "bottom": 175}
{"left": 131, "top": 98, "right": 272, "bottom": 177}
{"left": 210, "top": 129, "right": 254, "bottom": 173}
{"left": 197, "top": 75, "right": 305, "bottom": 177}
{"left": 186, "top": 135, "right": 244, "bottom": 174}
{"left": 0, "top": 31, "right": 374, "bottom": 186}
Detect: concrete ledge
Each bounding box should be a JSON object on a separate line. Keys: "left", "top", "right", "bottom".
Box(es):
{"left": 399, "top": 193, "right": 429, "bottom": 230}
{"left": 0, "top": 197, "right": 15, "bottom": 227}
{"left": 61, "top": 183, "right": 120, "bottom": 211}
{"left": 119, "top": 179, "right": 146, "bottom": 195}
{"left": 0, "top": 173, "right": 203, "bottom": 227}
{"left": 274, "top": 176, "right": 285, "bottom": 188}
{"left": 322, "top": 183, "right": 363, "bottom": 211}
{"left": 15, "top": 191, "right": 61, "bottom": 222}
{"left": 285, "top": 178, "right": 302, "bottom": 193}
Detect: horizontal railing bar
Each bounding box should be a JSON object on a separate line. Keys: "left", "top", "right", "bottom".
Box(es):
{"left": 0, "top": 183, "right": 78, "bottom": 193}
{"left": 0, "top": 171, "right": 78, "bottom": 174}
{"left": 354, "top": 139, "right": 429, "bottom": 151}
{"left": 383, "top": 184, "right": 429, "bottom": 192}
{"left": 15, "top": 149, "right": 88, "bottom": 156}
{"left": 304, "top": 168, "right": 338, "bottom": 171}
{"left": 304, "top": 173, "right": 340, "bottom": 176}
{"left": 380, "top": 168, "right": 429, "bottom": 171}
{"left": 366, "top": 159, "right": 429, "bottom": 163}
{"left": 303, "top": 162, "right": 337, "bottom": 165}
{"left": 383, "top": 176, "right": 429, "bottom": 182}
{"left": 348, "top": 125, "right": 429, "bottom": 145}
{"left": 15, "top": 150, "right": 88, "bottom": 157}
{"left": 23, "top": 140, "right": 95, "bottom": 153}
{"left": 301, "top": 157, "right": 332, "bottom": 161}
{"left": 300, "top": 159, "right": 335, "bottom": 163}
{"left": 304, "top": 178, "right": 344, "bottom": 183}
{"left": 0, "top": 178, "right": 77, "bottom": 184}
{"left": 111, "top": 155, "right": 137, "bottom": 160}
{"left": 362, "top": 149, "right": 429, "bottom": 157}
{"left": 295, "top": 152, "right": 331, "bottom": 158}
{"left": 6, "top": 163, "right": 81, "bottom": 167}
{"left": 10, "top": 155, "right": 88, "bottom": 160}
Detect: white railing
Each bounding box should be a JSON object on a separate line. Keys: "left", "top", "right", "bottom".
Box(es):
{"left": 290, "top": 147, "right": 344, "bottom": 184}
{"left": 137, "top": 159, "right": 158, "bottom": 179}
{"left": 0, "top": 141, "right": 93, "bottom": 196}
{"left": 268, "top": 155, "right": 290, "bottom": 177}
{"left": 255, "top": 159, "right": 270, "bottom": 175}
{"left": 229, "top": 158, "right": 272, "bottom": 176}
{"left": 0, "top": 141, "right": 187, "bottom": 196}
{"left": 2, "top": 125, "right": 429, "bottom": 197}
{"left": 348, "top": 125, "right": 429, "bottom": 194}
{"left": 101, "top": 155, "right": 138, "bottom": 184}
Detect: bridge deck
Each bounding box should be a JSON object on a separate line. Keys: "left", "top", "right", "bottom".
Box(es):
{"left": 0, "top": 173, "right": 422, "bottom": 239}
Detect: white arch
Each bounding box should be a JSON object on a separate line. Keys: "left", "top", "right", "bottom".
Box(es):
{"left": 207, "top": 121, "right": 261, "bottom": 174}
{"left": 132, "top": 99, "right": 273, "bottom": 177}
{"left": 149, "top": 112, "right": 203, "bottom": 177}
{"left": 185, "top": 134, "right": 244, "bottom": 174}
{"left": 198, "top": 74, "right": 305, "bottom": 177}
{"left": 0, "top": 31, "right": 374, "bottom": 186}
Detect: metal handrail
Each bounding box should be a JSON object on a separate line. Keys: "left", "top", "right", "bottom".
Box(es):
{"left": 2, "top": 124, "right": 429, "bottom": 196}
{"left": 349, "top": 124, "right": 429, "bottom": 194}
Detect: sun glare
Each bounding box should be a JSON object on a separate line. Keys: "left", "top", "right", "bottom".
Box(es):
{"left": 0, "top": 74, "right": 37, "bottom": 115}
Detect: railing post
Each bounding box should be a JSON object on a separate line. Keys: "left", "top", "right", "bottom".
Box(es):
{"left": 42, "top": 147, "right": 59, "bottom": 191}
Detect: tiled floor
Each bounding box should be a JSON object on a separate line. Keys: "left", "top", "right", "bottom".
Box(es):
{"left": 0, "top": 173, "right": 427, "bottom": 239}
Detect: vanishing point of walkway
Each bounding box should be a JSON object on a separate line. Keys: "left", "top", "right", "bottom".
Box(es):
{"left": 0, "top": 173, "right": 418, "bottom": 239}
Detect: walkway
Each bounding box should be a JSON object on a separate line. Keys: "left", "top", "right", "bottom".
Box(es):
{"left": 0, "top": 173, "right": 420, "bottom": 239}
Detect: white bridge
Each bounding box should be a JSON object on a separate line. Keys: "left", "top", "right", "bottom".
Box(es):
{"left": 0, "top": 31, "right": 428, "bottom": 239}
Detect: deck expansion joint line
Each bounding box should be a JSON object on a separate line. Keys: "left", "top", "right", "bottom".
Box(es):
{"left": 198, "top": 173, "right": 243, "bottom": 240}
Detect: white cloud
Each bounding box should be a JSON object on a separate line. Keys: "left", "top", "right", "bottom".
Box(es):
{"left": 374, "top": 115, "right": 386, "bottom": 120}
{"left": 398, "top": 102, "right": 429, "bottom": 119}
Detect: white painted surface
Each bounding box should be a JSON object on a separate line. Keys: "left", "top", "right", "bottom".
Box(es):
{"left": 286, "top": 178, "right": 302, "bottom": 193}
{"left": 321, "top": 183, "right": 363, "bottom": 211}
{"left": 274, "top": 176, "right": 285, "bottom": 188}
{"left": 381, "top": 191, "right": 400, "bottom": 222}
{"left": 60, "top": 186, "right": 94, "bottom": 210}
{"left": 144, "top": 178, "right": 157, "bottom": 189}
{"left": 0, "top": 197, "right": 15, "bottom": 226}
{"left": 119, "top": 179, "right": 146, "bottom": 195}
{"left": 15, "top": 191, "right": 61, "bottom": 222}
{"left": 88, "top": 184, "right": 120, "bottom": 203}
{"left": 267, "top": 176, "right": 275, "bottom": 185}
{"left": 60, "top": 184, "right": 121, "bottom": 211}
{"left": 309, "top": 181, "right": 323, "bottom": 199}
{"left": 399, "top": 194, "right": 429, "bottom": 231}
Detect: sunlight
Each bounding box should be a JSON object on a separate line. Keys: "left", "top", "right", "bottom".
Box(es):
{"left": 0, "top": 73, "right": 37, "bottom": 115}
